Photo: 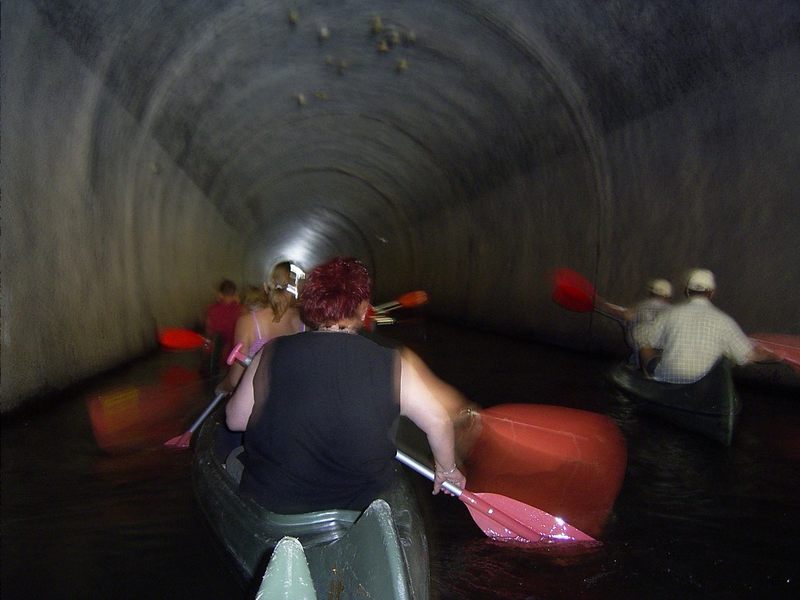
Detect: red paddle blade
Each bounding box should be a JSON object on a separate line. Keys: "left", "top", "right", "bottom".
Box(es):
{"left": 462, "top": 490, "right": 596, "bottom": 544}
{"left": 397, "top": 290, "right": 429, "bottom": 308}
{"left": 159, "top": 328, "right": 207, "bottom": 351}
{"left": 461, "top": 403, "right": 628, "bottom": 538}
{"left": 372, "top": 290, "right": 430, "bottom": 313}
{"left": 750, "top": 334, "right": 800, "bottom": 371}
{"left": 163, "top": 430, "right": 193, "bottom": 449}
{"left": 552, "top": 268, "right": 596, "bottom": 312}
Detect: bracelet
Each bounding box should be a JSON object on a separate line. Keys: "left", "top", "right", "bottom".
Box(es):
{"left": 436, "top": 463, "right": 458, "bottom": 476}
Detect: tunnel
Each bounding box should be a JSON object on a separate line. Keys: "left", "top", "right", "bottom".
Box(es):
{"left": 2, "top": 0, "right": 799, "bottom": 412}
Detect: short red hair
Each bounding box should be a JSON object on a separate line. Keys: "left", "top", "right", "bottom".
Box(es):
{"left": 301, "top": 257, "right": 371, "bottom": 327}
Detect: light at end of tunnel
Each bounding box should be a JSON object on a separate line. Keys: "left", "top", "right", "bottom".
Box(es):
{"left": 274, "top": 241, "right": 313, "bottom": 273}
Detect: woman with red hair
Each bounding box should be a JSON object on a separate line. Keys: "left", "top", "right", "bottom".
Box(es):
{"left": 226, "top": 257, "right": 466, "bottom": 513}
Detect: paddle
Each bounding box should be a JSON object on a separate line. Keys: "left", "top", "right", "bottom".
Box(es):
{"left": 552, "top": 268, "right": 628, "bottom": 322}
{"left": 552, "top": 268, "right": 597, "bottom": 312}
{"left": 364, "top": 307, "right": 397, "bottom": 330}
{"left": 363, "top": 291, "right": 427, "bottom": 330}
{"left": 163, "top": 391, "right": 227, "bottom": 448}
{"left": 158, "top": 328, "right": 209, "bottom": 351}
{"left": 395, "top": 450, "right": 596, "bottom": 544}
{"left": 460, "top": 403, "right": 627, "bottom": 538}
{"left": 372, "top": 290, "right": 429, "bottom": 314}
{"left": 227, "top": 342, "right": 252, "bottom": 367}
{"left": 750, "top": 333, "right": 800, "bottom": 373}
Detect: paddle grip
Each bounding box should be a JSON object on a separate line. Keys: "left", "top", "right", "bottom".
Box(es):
{"left": 226, "top": 343, "right": 252, "bottom": 367}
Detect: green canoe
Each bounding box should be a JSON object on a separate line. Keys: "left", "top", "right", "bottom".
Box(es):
{"left": 609, "top": 358, "right": 740, "bottom": 445}
{"left": 191, "top": 410, "right": 429, "bottom": 599}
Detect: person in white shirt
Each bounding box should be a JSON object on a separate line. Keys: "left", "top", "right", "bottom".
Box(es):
{"left": 639, "top": 269, "right": 777, "bottom": 383}
{"left": 599, "top": 278, "right": 673, "bottom": 367}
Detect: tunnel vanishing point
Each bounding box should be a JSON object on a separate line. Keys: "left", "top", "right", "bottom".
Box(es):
{"left": 2, "top": 0, "right": 799, "bottom": 412}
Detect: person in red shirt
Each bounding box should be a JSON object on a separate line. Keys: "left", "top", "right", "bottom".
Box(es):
{"left": 204, "top": 279, "right": 241, "bottom": 373}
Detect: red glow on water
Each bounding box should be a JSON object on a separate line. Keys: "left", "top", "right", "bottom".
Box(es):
{"left": 85, "top": 366, "right": 201, "bottom": 452}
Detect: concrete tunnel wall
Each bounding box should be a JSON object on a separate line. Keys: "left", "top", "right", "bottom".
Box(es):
{"left": 1, "top": 1, "right": 246, "bottom": 411}
{"left": 2, "top": 0, "right": 799, "bottom": 412}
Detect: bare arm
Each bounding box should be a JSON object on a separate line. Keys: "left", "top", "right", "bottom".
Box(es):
{"left": 217, "top": 362, "right": 244, "bottom": 395}
{"left": 399, "top": 348, "right": 467, "bottom": 494}
{"left": 596, "top": 295, "right": 633, "bottom": 322}
{"left": 225, "top": 351, "right": 263, "bottom": 431}
{"left": 216, "top": 314, "right": 256, "bottom": 393}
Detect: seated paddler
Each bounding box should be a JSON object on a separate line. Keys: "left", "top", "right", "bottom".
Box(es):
{"left": 639, "top": 268, "right": 778, "bottom": 383}
{"left": 225, "top": 256, "right": 467, "bottom": 513}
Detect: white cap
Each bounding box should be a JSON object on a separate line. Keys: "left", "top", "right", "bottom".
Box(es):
{"left": 686, "top": 269, "right": 716, "bottom": 292}
{"left": 648, "top": 279, "right": 673, "bottom": 298}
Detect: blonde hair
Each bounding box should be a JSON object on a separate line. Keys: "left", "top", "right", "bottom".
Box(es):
{"left": 264, "top": 262, "right": 295, "bottom": 321}
{"left": 243, "top": 285, "right": 268, "bottom": 311}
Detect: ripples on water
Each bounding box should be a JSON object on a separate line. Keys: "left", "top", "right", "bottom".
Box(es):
{"left": 2, "top": 322, "right": 798, "bottom": 599}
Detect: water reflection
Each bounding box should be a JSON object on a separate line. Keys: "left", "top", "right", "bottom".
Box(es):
{"left": 85, "top": 365, "right": 202, "bottom": 453}
{"left": 435, "top": 537, "right": 606, "bottom": 600}
{"left": 2, "top": 323, "right": 799, "bottom": 599}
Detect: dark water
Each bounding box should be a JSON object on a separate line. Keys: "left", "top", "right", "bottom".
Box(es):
{"left": 2, "top": 321, "right": 799, "bottom": 599}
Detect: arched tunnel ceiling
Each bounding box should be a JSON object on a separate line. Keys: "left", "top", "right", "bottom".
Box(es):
{"left": 4, "top": 0, "right": 799, "bottom": 408}
{"left": 32, "top": 0, "right": 799, "bottom": 272}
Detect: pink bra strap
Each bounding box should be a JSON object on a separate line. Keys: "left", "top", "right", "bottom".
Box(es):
{"left": 251, "top": 311, "right": 263, "bottom": 341}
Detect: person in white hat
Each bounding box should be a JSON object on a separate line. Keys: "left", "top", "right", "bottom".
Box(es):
{"left": 598, "top": 278, "right": 673, "bottom": 367}
{"left": 639, "top": 269, "right": 778, "bottom": 383}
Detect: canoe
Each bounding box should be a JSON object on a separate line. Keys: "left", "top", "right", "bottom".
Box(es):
{"left": 609, "top": 358, "right": 740, "bottom": 445}
{"left": 191, "top": 409, "right": 429, "bottom": 599}
{"left": 255, "top": 500, "right": 412, "bottom": 599}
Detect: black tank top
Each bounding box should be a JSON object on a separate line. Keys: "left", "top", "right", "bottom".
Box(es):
{"left": 240, "top": 331, "right": 400, "bottom": 513}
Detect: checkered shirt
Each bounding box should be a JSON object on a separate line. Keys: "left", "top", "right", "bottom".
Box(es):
{"left": 640, "top": 297, "right": 753, "bottom": 384}
{"left": 628, "top": 297, "right": 671, "bottom": 349}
